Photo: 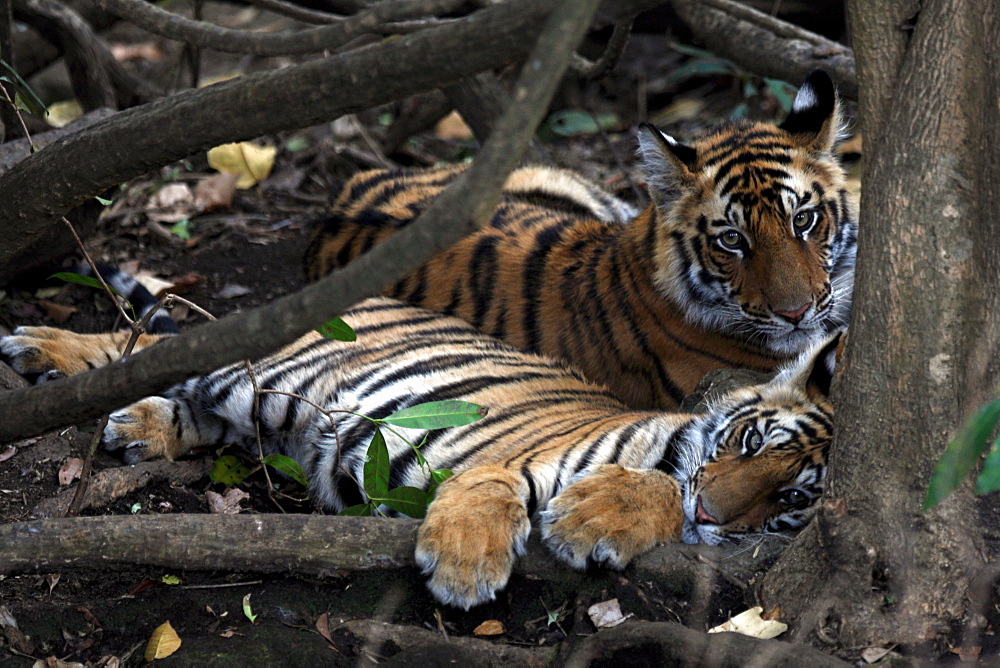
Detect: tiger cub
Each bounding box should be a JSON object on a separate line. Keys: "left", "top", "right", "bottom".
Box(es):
{"left": 2, "top": 298, "right": 836, "bottom": 609}
{"left": 304, "top": 71, "right": 857, "bottom": 410}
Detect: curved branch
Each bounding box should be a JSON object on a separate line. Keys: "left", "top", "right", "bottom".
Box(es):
{"left": 0, "top": 0, "right": 661, "bottom": 283}
{"left": 95, "top": 0, "right": 466, "bottom": 55}
{"left": 0, "top": 0, "right": 614, "bottom": 443}
{"left": 243, "top": 0, "right": 346, "bottom": 25}
{"left": 669, "top": 0, "right": 857, "bottom": 99}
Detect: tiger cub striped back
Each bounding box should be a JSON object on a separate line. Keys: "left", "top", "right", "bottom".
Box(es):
{"left": 1, "top": 298, "right": 836, "bottom": 609}
{"left": 305, "top": 71, "right": 857, "bottom": 410}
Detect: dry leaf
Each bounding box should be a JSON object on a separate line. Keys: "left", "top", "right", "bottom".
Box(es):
{"left": 194, "top": 172, "right": 239, "bottom": 211}
{"left": 315, "top": 613, "right": 334, "bottom": 644}
{"left": 213, "top": 284, "right": 252, "bottom": 300}
{"left": 110, "top": 42, "right": 162, "bottom": 62}
{"left": 587, "top": 599, "right": 632, "bottom": 629}
{"left": 146, "top": 183, "right": 197, "bottom": 224}
{"left": 38, "top": 300, "right": 77, "bottom": 324}
{"left": 950, "top": 645, "right": 981, "bottom": 661}
{"left": 93, "top": 657, "right": 120, "bottom": 668}
{"left": 144, "top": 621, "right": 182, "bottom": 661}
{"left": 33, "top": 658, "right": 84, "bottom": 668}
{"left": 861, "top": 647, "right": 891, "bottom": 663}
{"left": 207, "top": 142, "right": 277, "bottom": 189}
{"left": 650, "top": 98, "right": 705, "bottom": 126}
{"left": 58, "top": 458, "right": 84, "bottom": 486}
{"left": 708, "top": 606, "right": 787, "bottom": 639}
{"left": 434, "top": 111, "right": 473, "bottom": 141}
{"left": 46, "top": 100, "right": 83, "bottom": 129}
{"left": 472, "top": 620, "right": 504, "bottom": 636}
{"left": 206, "top": 488, "right": 249, "bottom": 514}
{"left": 46, "top": 573, "right": 60, "bottom": 595}
{"left": 0, "top": 445, "right": 17, "bottom": 462}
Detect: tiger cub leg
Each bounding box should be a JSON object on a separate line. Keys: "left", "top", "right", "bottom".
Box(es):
{"left": 415, "top": 466, "right": 531, "bottom": 610}
{"left": 1, "top": 327, "right": 163, "bottom": 381}
{"left": 101, "top": 391, "right": 226, "bottom": 464}
{"left": 540, "top": 465, "right": 683, "bottom": 570}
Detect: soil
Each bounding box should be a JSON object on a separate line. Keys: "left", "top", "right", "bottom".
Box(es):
{"left": 1, "top": 2, "right": 994, "bottom": 666}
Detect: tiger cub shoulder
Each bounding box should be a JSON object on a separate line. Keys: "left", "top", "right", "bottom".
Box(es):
{"left": 305, "top": 71, "right": 857, "bottom": 410}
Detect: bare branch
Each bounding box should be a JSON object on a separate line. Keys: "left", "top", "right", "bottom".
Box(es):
{"left": 95, "top": 0, "right": 467, "bottom": 55}
{"left": 669, "top": 0, "right": 857, "bottom": 99}
{"left": 0, "top": 0, "right": 609, "bottom": 443}
{"left": 572, "top": 17, "right": 633, "bottom": 80}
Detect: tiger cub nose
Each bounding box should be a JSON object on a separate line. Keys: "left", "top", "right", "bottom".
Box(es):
{"left": 774, "top": 302, "right": 810, "bottom": 324}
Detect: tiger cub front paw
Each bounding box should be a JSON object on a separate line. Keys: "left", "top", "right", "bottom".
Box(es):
{"left": 101, "top": 397, "right": 189, "bottom": 463}
{"left": 414, "top": 467, "right": 530, "bottom": 609}
{"left": 540, "top": 465, "right": 684, "bottom": 570}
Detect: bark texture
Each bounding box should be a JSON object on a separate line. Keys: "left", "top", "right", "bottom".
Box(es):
{"left": 760, "top": 0, "right": 1000, "bottom": 648}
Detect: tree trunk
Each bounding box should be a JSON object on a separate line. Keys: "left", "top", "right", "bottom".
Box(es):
{"left": 759, "top": 0, "right": 1000, "bottom": 650}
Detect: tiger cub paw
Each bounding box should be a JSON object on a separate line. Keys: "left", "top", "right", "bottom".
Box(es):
{"left": 101, "top": 397, "right": 187, "bottom": 463}
{"left": 414, "top": 467, "right": 530, "bottom": 609}
{"left": 540, "top": 465, "right": 684, "bottom": 570}
{"left": 0, "top": 327, "right": 121, "bottom": 383}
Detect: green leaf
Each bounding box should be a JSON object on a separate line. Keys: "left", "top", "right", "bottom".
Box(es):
{"left": 383, "top": 400, "right": 487, "bottom": 430}
{"left": 363, "top": 427, "right": 390, "bottom": 499}
{"left": 426, "top": 468, "right": 453, "bottom": 501}
{"left": 663, "top": 59, "right": 736, "bottom": 88}
{"left": 976, "top": 435, "right": 1000, "bottom": 495}
{"left": 161, "top": 574, "right": 180, "bottom": 585}
{"left": 243, "top": 594, "right": 257, "bottom": 623}
{"left": 338, "top": 503, "right": 375, "bottom": 516}
{"left": 262, "top": 454, "right": 309, "bottom": 487}
{"left": 210, "top": 455, "right": 252, "bottom": 487}
{"left": 378, "top": 486, "right": 429, "bottom": 519}
{"left": 544, "top": 109, "right": 620, "bottom": 138}
{"left": 49, "top": 272, "right": 123, "bottom": 297}
{"left": 0, "top": 57, "right": 47, "bottom": 117}
{"left": 95, "top": 196, "right": 113, "bottom": 206}
{"left": 763, "top": 78, "right": 797, "bottom": 113}
{"left": 169, "top": 219, "right": 191, "bottom": 240}
{"left": 924, "top": 398, "right": 1000, "bottom": 509}
{"left": 316, "top": 317, "right": 357, "bottom": 342}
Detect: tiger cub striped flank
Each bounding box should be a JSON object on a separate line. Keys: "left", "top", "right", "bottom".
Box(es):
{"left": 1, "top": 298, "right": 836, "bottom": 609}
{"left": 304, "top": 71, "right": 857, "bottom": 410}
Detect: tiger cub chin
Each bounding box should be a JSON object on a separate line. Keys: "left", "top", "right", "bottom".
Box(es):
{"left": 2, "top": 298, "right": 836, "bottom": 610}
{"left": 304, "top": 71, "right": 857, "bottom": 410}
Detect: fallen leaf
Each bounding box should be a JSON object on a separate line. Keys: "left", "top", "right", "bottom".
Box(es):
{"left": 207, "top": 142, "right": 277, "bottom": 189}
{"left": 315, "top": 613, "right": 334, "bottom": 644}
{"left": 708, "top": 606, "right": 787, "bottom": 639}
{"left": 38, "top": 300, "right": 77, "bottom": 324}
{"left": 473, "top": 620, "right": 504, "bottom": 636}
{"left": 94, "top": 657, "right": 120, "bottom": 668}
{"left": 218, "top": 628, "right": 240, "bottom": 638}
{"left": 861, "top": 647, "right": 891, "bottom": 663}
{"left": 46, "top": 100, "right": 83, "bottom": 128}
{"left": 76, "top": 606, "right": 102, "bottom": 628}
{"left": 46, "top": 573, "right": 60, "bottom": 595}
{"left": 950, "top": 645, "right": 981, "bottom": 661}
{"left": 110, "top": 42, "right": 162, "bottom": 62}
{"left": 0, "top": 606, "right": 17, "bottom": 628}
{"left": 58, "top": 458, "right": 84, "bottom": 486}
{"left": 146, "top": 183, "right": 197, "bottom": 224}
{"left": 434, "top": 111, "right": 473, "bottom": 141}
{"left": 650, "top": 98, "right": 705, "bottom": 126}
{"left": 194, "top": 172, "right": 239, "bottom": 211}
{"left": 165, "top": 272, "right": 207, "bottom": 295}
{"left": 144, "top": 621, "right": 182, "bottom": 661}
{"left": 34, "top": 658, "right": 84, "bottom": 668}
{"left": 213, "top": 284, "right": 252, "bottom": 300}
{"left": 242, "top": 594, "right": 258, "bottom": 623}
{"left": 206, "top": 488, "right": 249, "bottom": 514}
{"left": 0, "top": 445, "right": 16, "bottom": 462}
{"left": 587, "top": 599, "right": 633, "bottom": 629}
{"left": 34, "top": 287, "right": 62, "bottom": 299}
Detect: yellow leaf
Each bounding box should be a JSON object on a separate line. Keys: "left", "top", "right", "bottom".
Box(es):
{"left": 207, "top": 142, "right": 277, "bottom": 189}
{"left": 46, "top": 100, "right": 83, "bottom": 128}
{"left": 144, "top": 620, "right": 182, "bottom": 661}
{"left": 707, "top": 606, "right": 787, "bottom": 639}
{"left": 473, "top": 619, "right": 504, "bottom": 636}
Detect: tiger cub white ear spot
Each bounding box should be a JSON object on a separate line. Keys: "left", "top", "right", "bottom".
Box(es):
{"left": 791, "top": 82, "right": 819, "bottom": 113}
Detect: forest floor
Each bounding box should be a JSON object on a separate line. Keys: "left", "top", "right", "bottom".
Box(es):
{"left": 3, "top": 2, "right": 996, "bottom": 666}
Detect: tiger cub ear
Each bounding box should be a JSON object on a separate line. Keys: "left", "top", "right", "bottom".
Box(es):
{"left": 779, "top": 70, "right": 843, "bottom": 154}
{"left": 636, "top": 122, "right": 698, "bottom": 206}
{"left": 776, "top": 332, "right": 843, "bottom": 399}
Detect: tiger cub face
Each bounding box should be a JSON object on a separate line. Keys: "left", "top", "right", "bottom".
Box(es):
{"left": 677, "top": 335, "right": 837, "bottom": 545}
{"left": 638, "top": 71, "right": 857, "bottom": 355}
